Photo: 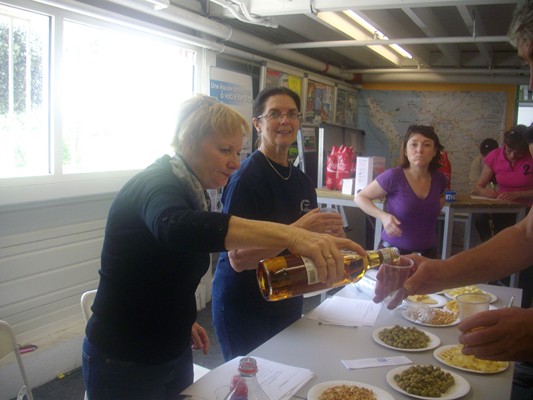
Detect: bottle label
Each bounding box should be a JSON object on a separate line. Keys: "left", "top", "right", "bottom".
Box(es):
{"left": 301, "top": 256, "right": 319, "bottom": 285}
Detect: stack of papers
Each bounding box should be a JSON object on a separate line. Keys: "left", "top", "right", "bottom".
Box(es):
{"left": 182, "top": 356, "right": 314, "bottom": 400}
{"left": 305, "top": 296, "right": 381, "bottom": 327}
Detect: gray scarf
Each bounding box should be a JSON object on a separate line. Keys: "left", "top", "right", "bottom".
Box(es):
{"left": 169, "top": 155, "right": 211, "bottom": 212}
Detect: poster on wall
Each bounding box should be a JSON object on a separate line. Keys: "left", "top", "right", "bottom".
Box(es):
{"left": 336, "top": 88, "right": 358, "bottom": 127}
{"left": 306, "top": 80, "right": 333, "bottom": 124}
{"left": 265, "top": 68, "right": 302, "bottom": 98}
{"left": 209, "top": 66, "right": 253, "bottom": 157}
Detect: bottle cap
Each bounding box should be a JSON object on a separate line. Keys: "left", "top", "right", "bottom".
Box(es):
{"left": 238, "top": 357, "right": 258, "bottom": 374}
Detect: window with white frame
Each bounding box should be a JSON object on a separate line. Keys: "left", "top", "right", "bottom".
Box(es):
{"left": 0, "top": 5, "right": 49, "bottom": 178}
{"left": 0, "top": 2, "right": 196, "bottom": 180}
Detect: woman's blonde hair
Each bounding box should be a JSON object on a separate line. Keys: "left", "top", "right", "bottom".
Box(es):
{"left": 508, "top": 3, "right": 533, "bottom": 47}
{"left": 171, "top": 94, "right": 249, "bottom": 154}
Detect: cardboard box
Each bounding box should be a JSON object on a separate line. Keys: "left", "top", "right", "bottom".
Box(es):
{"left": 354, "top": 156, "right": 385, "bottom": 194}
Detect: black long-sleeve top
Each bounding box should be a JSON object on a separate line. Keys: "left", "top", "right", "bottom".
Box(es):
{"left": 86, "top": 155, "right": 231, "bottom": 364}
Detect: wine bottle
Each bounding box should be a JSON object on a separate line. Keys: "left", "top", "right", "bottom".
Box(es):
{"left": 256, "top": 247, "right": 400, "bottom": 301}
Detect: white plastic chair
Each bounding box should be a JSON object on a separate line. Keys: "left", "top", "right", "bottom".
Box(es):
{"left": 81, "top": 289, "right": 97, "bottom": 322}
{"left": 0, "top": 320, "right": 35, "bottom": 400}
{"left": 81, "top": 289, "right": 97, "bottom": 400}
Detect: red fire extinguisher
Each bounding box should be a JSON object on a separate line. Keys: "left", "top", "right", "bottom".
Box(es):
{"left": 439, "top": 149, "right": 451, "bottom": 189}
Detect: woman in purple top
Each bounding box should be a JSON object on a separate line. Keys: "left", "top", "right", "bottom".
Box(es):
{"left": 354, "top": 125, "right": 447, "bottom": 258}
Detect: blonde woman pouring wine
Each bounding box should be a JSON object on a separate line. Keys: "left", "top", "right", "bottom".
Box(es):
{"left": 82, "top": 94, "right": 363, "bottom": 400}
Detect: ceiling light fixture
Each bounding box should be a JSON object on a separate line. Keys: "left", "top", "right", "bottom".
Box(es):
{"left": 317, "top": 11, "right": 412, "bottom": 66}
{"left": 343, "top": 10, "right": 413, "bottom": 60}
{"left": 144, "top": 0, "right": 170, "bottom": 11}
{"left": 317, "top": 12, "right": 400, "bottom": 65}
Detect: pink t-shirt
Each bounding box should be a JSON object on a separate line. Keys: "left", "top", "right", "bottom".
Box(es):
{"left": 484, "top": 147, "right": 533, "bottom": 205}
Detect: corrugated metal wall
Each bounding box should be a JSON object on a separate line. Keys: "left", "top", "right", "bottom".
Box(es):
{"left": 0, "top": 195, "right": 114, "bottom": 344}
{"left": 0, "top": 220, "right": 104, "bottom": 342}
{"left": 0, "top": 194, "right": 214, "bottom": 398}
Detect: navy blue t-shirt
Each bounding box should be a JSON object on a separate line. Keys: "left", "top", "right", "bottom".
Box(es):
{"left": 213, "top": 149, "right": 317, "bottom": 332}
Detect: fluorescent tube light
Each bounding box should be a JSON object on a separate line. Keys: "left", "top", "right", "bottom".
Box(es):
{"left": 343, "top": 10, "right": 413, "bottom": 59}
{"left": 145, "top": 0, "right": 170, "bottom": 11}
{"left": 317, "top": 11, "right": 402, "bottom": 65}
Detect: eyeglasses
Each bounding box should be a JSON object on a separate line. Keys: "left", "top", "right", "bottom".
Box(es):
{"left": 256, "top": 110, "right": 302, "bottom": 121}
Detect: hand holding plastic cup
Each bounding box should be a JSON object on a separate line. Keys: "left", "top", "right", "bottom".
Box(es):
{"left": 320, "top": 207, "right": 343, "bottom": 236}
{"left": 380, "top": 256, "right": 414, "bottom": 309}
{"left": 456, "top": 293, "right": 490, "bottom": 320}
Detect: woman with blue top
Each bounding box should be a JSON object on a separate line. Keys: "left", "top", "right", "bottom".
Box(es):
{"left": 354, "top": 125, "right": 447, "bottom": 258}
{"left": 212, "top": 87, "right": 345, "bottom": 361}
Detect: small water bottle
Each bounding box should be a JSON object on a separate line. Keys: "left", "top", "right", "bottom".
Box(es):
{"left": 225, "top": 357, "right": 269, "bottom": 400}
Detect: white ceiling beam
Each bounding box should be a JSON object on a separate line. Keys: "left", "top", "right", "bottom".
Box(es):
{"left": 245, "top": 0, "right": 519, "bottom": 17}
{"left": 402, "top": 6, "right": 461, "bottom": 67}
{"left": 355, "top": 9, "right": 432, "bottom": 66}
{"left": 345, "top": 67, "right": 528, "bottom": 74}
{"left": 457, "top": 5, "right": 492, "bottom": 65}
{"left": 274, "top": 35, "right": 510, "bottom": 49}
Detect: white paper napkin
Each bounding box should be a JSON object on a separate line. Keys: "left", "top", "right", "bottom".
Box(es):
{"left": 342, "top": 356, "right": 412, "bottom": 369}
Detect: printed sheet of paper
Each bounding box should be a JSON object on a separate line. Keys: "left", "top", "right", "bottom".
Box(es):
{"left": 181, "top": 356, "right": 314, "bottom": 400}
{"left": 304, "top": 296, "right": 382, "bottom": 326}
{"left": 470, "top": 195, "right": 502, "bottom": 201}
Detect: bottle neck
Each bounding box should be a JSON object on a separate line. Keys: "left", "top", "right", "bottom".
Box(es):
{"left": 343, "top": 247, "right": 399, "bottom": 267}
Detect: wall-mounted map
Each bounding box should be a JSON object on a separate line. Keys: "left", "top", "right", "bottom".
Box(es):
{"left": 357, "top": 89, "right": 508, "bottom": 194}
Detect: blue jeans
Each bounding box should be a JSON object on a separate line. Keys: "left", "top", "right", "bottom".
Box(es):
{"left": 212, "top": 292, "right": 302, "bottom": 361}
{"left": 82, "top": 337, "right": 193, "bottom": 400}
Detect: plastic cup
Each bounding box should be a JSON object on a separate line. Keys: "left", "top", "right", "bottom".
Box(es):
{"left": 320, "top": 207, "right": 338, "bottom": 213}
{"left": 381, "top": 256, "right": 414, "bottom": 309}
{"left": 456, "top": 293, "right": 490, "bottom": 320}
{"left": 320, "top": 207, "right": 341, "bottom": 235}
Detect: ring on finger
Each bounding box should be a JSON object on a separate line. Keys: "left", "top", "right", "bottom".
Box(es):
{"left": 326, "top": 254, "right": 334, "bottom": 260}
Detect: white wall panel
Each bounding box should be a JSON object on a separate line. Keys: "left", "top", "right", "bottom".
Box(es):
{"left": 0, "top": 195, "right": 113, "bottom": 342}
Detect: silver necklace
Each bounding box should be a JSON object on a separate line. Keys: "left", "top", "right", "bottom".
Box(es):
{"left": 261, "top": 151, "right": 292, "bottom": 181}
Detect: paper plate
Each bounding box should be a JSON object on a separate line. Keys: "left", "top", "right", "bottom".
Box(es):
{"left": 307, "top": 380, "right": 394, "bottom": 400}
{"left": 406, "top": 293, "right": 447, "bottom": 308}
{"left": 434, "top": 344, "right": 509, "bottom": 374}
{"left": 386, "top": 365, "right": 470, "bottom": 400}
{"left": 372, "top": 326, "right": 441, "bottom": 352}
{"left": 402, "top": 309, "right": 460, "bottom": 327}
